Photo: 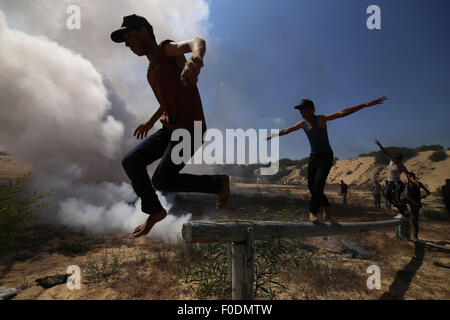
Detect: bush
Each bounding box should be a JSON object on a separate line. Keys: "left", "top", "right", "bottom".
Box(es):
{"left": 373, "top": 147, "right": 418, "bottom": 165}
{"left": 171, "top": 239, "right": 317, "bottom": 299}
{"left": 415, "top": 145, "right": 444, "bottom": 152}
{"left": 0, "top": 173, "right": 52, "bottom": 253}
{"left": 295, "top": 157, "right": 309, "bottom": 169}
{"left": 429, "top": 150, "right": 448, "bottom": 162}
{"left": 359, "top": 146, "right": 418, "bottom": 164}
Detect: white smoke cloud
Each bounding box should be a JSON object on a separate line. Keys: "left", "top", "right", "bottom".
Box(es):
{"left": 0, "top": 2, "right": 211, "bottom": 239}
{"left": 0, "top": 0, "right": 211, "bottom": 119}
{"left": 0, "top": 11, "right": 122, "bottom": 178}
{"left": 58, "top": 191, "right": 192, "bottom": 241}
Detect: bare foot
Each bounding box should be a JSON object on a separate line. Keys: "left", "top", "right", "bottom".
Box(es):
{"left": 216, "top": 175, "right": 230, "bottom": 210}
{"left": 309, "top": 213, "right": 320, "bottom": 223}
{"left": 132, "top": 209, "right": 167, "bottom": 238}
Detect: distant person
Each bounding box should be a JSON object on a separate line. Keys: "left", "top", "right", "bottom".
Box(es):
{"left": 441, "top": 179, "right": 450, "bottom": 213}
{"left": 111, "top": 14, "right": 229, "bottom": 238}
{"left": 370, "top": 180, "right": 382, "bottom": 208}
{"left": 375, "top": 140, "right": 409, "bottom": 218}
{"left": 340, "top": 180, "right": 348, "bottom": 204}
{"left": 382, "top": 180, "right": 392, "bottom": 209}
{"left": 402, "top": 172, "right": 431, "bottom": 241}
{"left": 267, "top": 96, "right": 387, "bottom": 222}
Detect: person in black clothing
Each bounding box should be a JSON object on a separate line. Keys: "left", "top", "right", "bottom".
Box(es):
{"left": 370, "top": 180, "right": 382, "bottom": 208}
{"left": 402, "top": 172, "right": 431, "bottom": 241}
{"left": 441, "top": 179, "right": 450, "bottom": 213}
{"left": 340, "top": 180, "right": 348, "bottom": 204}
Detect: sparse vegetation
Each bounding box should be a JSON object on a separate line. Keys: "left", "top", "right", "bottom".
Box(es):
{"left": 361, "top": 147, "right": 418, "bottom": 165}
{"left": 422, "top": 208, "right": 450, "bottom": 220}
{"left": 80, "top": 248, "right": 124, "bottom": 283}
{"left": 57, "top": 241, "right": 93, "bottom": 256}
{"left": 429, "top": 150, "right": 448, "bottom": 162}
{"left": 167, "top": 237, "right": 363, "bottom": 300}
{"left": 0, "top": 173, "right": 52, "bottom": 254}
{"left": 415, "top": 145, "right": 444, "bottom": 152}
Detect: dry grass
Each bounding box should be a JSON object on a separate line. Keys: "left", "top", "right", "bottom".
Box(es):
{"left": 111, "top": 264, "right": 182, "bottom": 300}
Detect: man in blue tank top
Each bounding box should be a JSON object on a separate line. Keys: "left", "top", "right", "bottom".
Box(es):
{"left": 267, "top": 96, "right": 387, "bottom": 222}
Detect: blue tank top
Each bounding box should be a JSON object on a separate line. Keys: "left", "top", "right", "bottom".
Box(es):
{"left": 303, "top": 115, "right": 333, "bottom": 154}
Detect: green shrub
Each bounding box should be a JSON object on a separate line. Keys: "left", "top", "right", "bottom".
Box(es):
{"left": 428, "top": 150, "right": 448, "bottom": 162}
{"left": 0, "top": 173, "right": 52, "bottom": 253}
{"left": 415, "top": 145, "right": 444, "bottom": 152}
{"left": 359, "top": 147, "right": 418, "bottom": 164}
{"left": 299, "top": 166, "right": 308, "bottom": 178}
{"left": 295, "top": 157, "right": 310, "bottom": 169}
{"left": 171, "top": 239, "right": 315, "bottom": 300}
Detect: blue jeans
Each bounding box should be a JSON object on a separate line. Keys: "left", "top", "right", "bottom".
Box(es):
{"left": 122, "top": 125, "right": 223, "bottom": 215}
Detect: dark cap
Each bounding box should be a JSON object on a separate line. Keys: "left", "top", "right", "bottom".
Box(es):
{"left": 111, "top": 14, "right": 153, "bottom": 43}
{"left": 294, "top": 99, "right": 314, "bottom": 110}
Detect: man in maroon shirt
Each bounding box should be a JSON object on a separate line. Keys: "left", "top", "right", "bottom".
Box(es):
{"left": 111, "top": 14, "right": 229, "bottom": 237}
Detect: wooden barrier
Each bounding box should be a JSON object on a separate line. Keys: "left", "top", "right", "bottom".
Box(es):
{"left": 182, "top": 219, "right": 403, "bottom": 300}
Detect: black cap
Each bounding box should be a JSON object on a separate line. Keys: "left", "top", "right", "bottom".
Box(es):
{"left": 111, "top": 14, "right": 153, "bottom": 43}
{"left": 294, "top": 99, "right": 314, "bottom": 110}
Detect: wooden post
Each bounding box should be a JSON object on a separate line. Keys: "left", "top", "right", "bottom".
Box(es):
{"left": 226, "top": 243, "right": 232, "bottom": 282}
{"left": 181, "top": 219, "right": 403, "bottom": 300}
{"left": 396, "top": 217, "right": 411, "bottom": 240}
{"left": 232, "top": 227, "right": 254, "bottom": 300}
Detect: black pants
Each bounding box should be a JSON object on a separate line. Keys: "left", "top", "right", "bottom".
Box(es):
{"left": 122, "top": 125, "right": 223, "bottom": 215}
{"left": 307, "top": 151, "right": 333, "bottom": 215}
{"left": 387, "top": 181, "right": 407, "bottom": 213}
{"left": 403, "top": 196, "right": 421, "bottom": 238}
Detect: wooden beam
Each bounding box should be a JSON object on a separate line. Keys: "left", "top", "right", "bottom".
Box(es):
{"left": 232, "top": 227, "right": 254, "bottom": 300}
{"left": 182, "top": 219, "right": 403, "bottom": 244}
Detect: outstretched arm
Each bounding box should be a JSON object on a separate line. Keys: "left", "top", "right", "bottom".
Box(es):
{"left": 323, "top": 96, "right": 387, "bottom": 121}
{"left": 375, "top": 139, "right": 394, "bottom": 162}
{"left": 266, "top": 120, "right": 305, "bottom": 140}
{"left": 375, "top": 140, "right": 410, "bottom": 175}
{"left": 163, "top": 38, "right": 206, "bottom": 86}
{"left": 418, "top": 182, "right": 431, "bottom": 196}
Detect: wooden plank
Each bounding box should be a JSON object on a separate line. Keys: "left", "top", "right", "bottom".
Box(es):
{"left": 182, "top": 219, "right": 403, "bottom": 243}
{"left": 232, "top": 227, "right": 254, "bottom": 300}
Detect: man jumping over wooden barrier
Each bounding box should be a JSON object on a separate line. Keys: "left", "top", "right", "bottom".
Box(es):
{"left": 267, "top": 96, "right": 387, "bottom": 222}
{"left": 111, "top": 14, "right": 230, "bottom": 238}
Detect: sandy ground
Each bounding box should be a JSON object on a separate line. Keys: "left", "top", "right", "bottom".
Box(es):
{"left": 1, "top": 154, "right": 449, "bottom": 300}
{"left": 282, "top": 150, "right": 450, "bottom": 192}
{"left": 1, "top": 183, "right": 449, "bottom": 300}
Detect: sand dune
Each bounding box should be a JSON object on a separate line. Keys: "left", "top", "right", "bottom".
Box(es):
{"left": 281, "top": 150, "right": 450, "bottom": 191}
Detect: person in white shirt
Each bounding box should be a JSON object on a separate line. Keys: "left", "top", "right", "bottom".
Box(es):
{"left": 375, "top": 140, "right": 409, "bottom": 218}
